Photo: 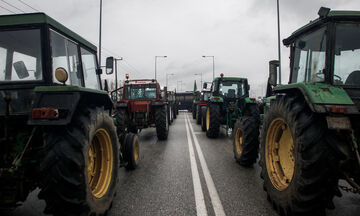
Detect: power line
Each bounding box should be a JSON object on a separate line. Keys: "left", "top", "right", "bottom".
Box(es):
{"left": 16, "top": 0, "right": 39, "bottom": 12}
{"left": 0, "top": 0, "right": 25, "bottom": 13}
{"left": 0, "top": 4, "right": 15, "bottom": 13}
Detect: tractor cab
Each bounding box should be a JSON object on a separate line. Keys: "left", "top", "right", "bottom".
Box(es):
{"left": 0, "top": 13, "right": 102, "bottom": 117}
{"left": 284, "top": 9, "right": 360, "bottom": 88}
{"left": 208, "top": 74, "right": 249, "bottom": 102}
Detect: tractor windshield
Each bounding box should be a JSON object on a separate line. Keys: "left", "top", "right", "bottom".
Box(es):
{"left": 0, "top": 28, "right": 43, "bottom": 82}
{"left": 333, "top": 23, "right": 360, "bottom": 86}
{"left": 218, "top": 80, "right": 246, "bottom": 98}
{"left": 291, "top": 27, "right": 326, "bottom": 83}
{"left": 124, "top": 84, "right": 157, "bottom": 99}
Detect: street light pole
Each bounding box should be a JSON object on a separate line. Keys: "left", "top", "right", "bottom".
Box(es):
{"left": 155, "top": 56, "right": 167, "bottom": 80}
{"left": 277, "top": 0, "right": 282, "bottom": 84}
{"left": 114, "top": 57, "right": 123, "bottom": 91}
{"left": 98, "top": 0, "right": 102, "bottom": 66}
{"left": 202, "top": 55, "right": 215, "bottom": 79}
{"left": 166, "top": 73, "right": 174, "bottom": 87}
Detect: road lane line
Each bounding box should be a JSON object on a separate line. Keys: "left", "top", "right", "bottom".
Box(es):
{"left": 185, "top": 114, "right": 208, "bottom": 216}
{"left": 186, "top": 115, "right": 226, "bottom": 216}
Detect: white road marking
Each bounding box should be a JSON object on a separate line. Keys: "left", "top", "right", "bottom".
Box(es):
{"left": 186, "top": 115, "right": 226, "bottom": 216}
{"left": 185, "top": 114, "right": 208, "bottom": 216}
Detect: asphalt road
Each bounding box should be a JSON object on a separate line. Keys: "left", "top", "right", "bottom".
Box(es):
{"left": 5, "top": 111, "right": 360, "bottom": 216}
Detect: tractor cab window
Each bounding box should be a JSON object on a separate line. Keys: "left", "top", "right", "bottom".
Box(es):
{"left": 291, "top": 27, "right": 327, "bottom": 83}
{"left": 125, "top": 84, "right": 157, "bottom": 99}
{"left": 80, "top": 48, "right": 100, "bottom": 89}
{"left": 218, "top": 80, "right": 246, "bottom": 98}
{"left": 0, "top": 29, "right": 43, "bottom": 82}
{"left": 50, "top": 30, "right": 82, "bottom": 86}
{"left": 334, "top": 23, "right": 360, "bottom": 86}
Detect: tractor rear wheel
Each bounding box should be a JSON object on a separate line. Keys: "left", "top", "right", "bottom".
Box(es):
{"left": 233, "top": 116, "right": 259, "bottom": 166}
{"left": 155, "top": 105, "right": 169, "bottom": 140}
{"left": 206, "top": 104, "right": 220, "bottom": 138}
{"left": 196, "top": 104, "right": 201, "bottom": 125}
{"left": 201, "top": 106, "right": 207, "bottom": 132}
{"left": 39, "top": 107, "right": 119, "bottom": 216}
{"left": 123, "top": 133, "right": 140, "bottom": 170}
{"left": 260, "top": 95, "right": 338, "bottom": 215}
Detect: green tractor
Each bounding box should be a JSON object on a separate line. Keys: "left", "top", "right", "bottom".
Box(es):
{"left": 260, "top": 7, "right": 360, "bottom": 215}
{"left": 204, "top": 74, "right": 259, "bottom": 150}
{"left": 0, "top": 13, "right": 139, "bottom": 215}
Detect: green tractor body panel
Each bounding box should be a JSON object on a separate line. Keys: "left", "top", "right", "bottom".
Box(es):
{"left": 29, "top": 86, "right": 113, "bottom": 126}
{"left": 274, "top": 83, "right": 354, "bottom": 105}
{"left": 210, "top": 96, "right": 224, "bottom": 103}
{"left": 273, "top": 83, "right": 358, "bottom": 114}
{"left": 244, "top": 97, "right": 257, "bottom": 104}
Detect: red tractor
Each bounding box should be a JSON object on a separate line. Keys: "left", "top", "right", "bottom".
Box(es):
{"left": 111, "top": 75, "right": 170, "bottom": 140}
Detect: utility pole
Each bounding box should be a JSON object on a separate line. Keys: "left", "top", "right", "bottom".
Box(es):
{"left": 277, "top": 0, "right": 282, "bottom": 84}
{"left": 98, "top": 0, "right": 102, "bottom": 66}
{"left": 114, "top": 57, "right": 123, "bottom": 91}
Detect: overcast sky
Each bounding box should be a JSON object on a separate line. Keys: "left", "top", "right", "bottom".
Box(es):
{"left": 1, "top": 0, "right": 360, "bottom": 96}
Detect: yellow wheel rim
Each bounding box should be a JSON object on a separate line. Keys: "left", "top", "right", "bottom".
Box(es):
{"left": 206, "top": 108, "right": 210, "bottom": 131}
{"left": 235, "top": 128, "right": 243, "bottom": 155}
{"left": 134, "top": 138, "right": 139, "bottom": 163}
{"left": 265, "top": 118, "right": 295, "bottom": 191}
{"left": 88, "top": 128, "right": 114, "bottom": 198}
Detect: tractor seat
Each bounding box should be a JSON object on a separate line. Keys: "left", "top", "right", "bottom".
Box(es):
{"left": 227, "top": 89, "right": 235, "bottom": 98}
{"left": 345, "top": 70, "right": 360, "bottom": 85}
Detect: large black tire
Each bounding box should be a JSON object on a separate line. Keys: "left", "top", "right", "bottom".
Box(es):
{"left": 123, "top": 133, "right": 140, "bottom": 170}
{"left": 196, "top": 104, "right": 201, "bottom": 125}
{"left": 173, "top": 104, "right": 177, "bottom": 119}
{"left": 39, "top": 107, "right": 119, "bottom": 216}
{"left": 155, "top": 105, "right": 169, "bottom": 140}
{"left": 169, "top": 105, "right": 173, "bottom": 124}
{"left": 260, "top": 94, "right": 338, "bottom": 216}
{"left": 206, "top": 103, "right": 220, "bottom": 138}
{"left": 114, "top": 108, "right": 127, "bottom": 135}
{"left": 201, "top": 106, "right": 207, "bottom": 132}
{"left": 233, "top": 116, "right": 259, "bottom": 166}
{"left": 192, "top": 104, "right": 196, "bottom": 119}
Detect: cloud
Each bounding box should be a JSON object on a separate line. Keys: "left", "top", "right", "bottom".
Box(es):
{"left": 2, "top": 0, "right": 360, "bottom": 96}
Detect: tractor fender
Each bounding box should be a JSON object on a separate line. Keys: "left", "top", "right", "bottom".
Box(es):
{"left": 273, "top": 83, "right": 358, "bottom": 114}
{"left": 28, "top": 86, "right": 113, "bottom": 126}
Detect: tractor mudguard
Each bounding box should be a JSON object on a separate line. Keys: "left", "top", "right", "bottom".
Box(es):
{"left": 273, "top": 83, "right": 358, "bottom": 114}
{"left": 28, "top": 86, "right": 113, "bottom": 126}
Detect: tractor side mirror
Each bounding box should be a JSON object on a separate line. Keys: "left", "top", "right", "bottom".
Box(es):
{"left": 203, "top": 83, "right": 207, "bottom": 89}
{"left": 13, "top": 61, "right": 29, "bottom": 79}
{"left": 268, "top": 60, "right": 279, "bottom": 86}
{"left": 106, "top": 56, "right": 114, "bottom": 74}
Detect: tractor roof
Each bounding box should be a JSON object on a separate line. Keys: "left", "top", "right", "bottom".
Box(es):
{"left": 124, "top": 79, "right": 158, "bottom": 85}
{"left": 0, "top": 12, "right": 97, "bottom": 51}
{"left": 283, "top": 9, "right": 360, "bottom": 46}
{"left": 214, "top": 77, "right": 248, "bottom": 82}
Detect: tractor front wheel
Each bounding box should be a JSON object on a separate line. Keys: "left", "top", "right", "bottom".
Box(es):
{"left": 123, "top": 133, "right": 140, "bottom": 170}
{"left": 206, "top": 104, "right": 220, "bottom": 138}
{"left": 260, "top": 95, "right": 338, "bottom": 215}
{"left": 155, "top": 105, "right": 169, "bottom": 140}
{"left": 196, "top": 104, "right": 201, "bottom": 124}
{"left": 201, "top": 106, "right": 207, "bottom": 132}
{"left": 233, "top": 116, "right": 259, "bottom": 166}
{"left": 39, "top": 107, "right": 119, "bottom": 216}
